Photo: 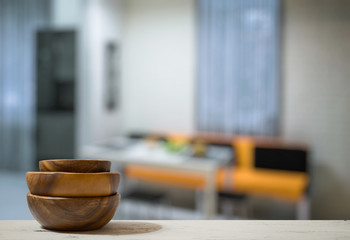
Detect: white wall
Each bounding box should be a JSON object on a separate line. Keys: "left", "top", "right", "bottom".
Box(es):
{"left": 282, "top": 0, "right": 350, "bottom": 219}
{"left": 51, "top": 0, "right": 84, "bottom": 28}
{"left": 121, "top": 0, "right": 196, "bottom": 134}
{"left": 79, "top": 0, "right": 123, "bottom": 151}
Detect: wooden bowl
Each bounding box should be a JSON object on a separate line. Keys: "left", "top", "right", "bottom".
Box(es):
{"left": 26, "top": 172, "right": 120, "bottom": 197}
{"left": 39, "top": 159, "right": 111, "bottom": 173}
{"left": 27, "top": 193, "right": 120, "bottom": 231}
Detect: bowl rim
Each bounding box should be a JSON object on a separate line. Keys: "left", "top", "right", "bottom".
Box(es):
{"left": 26, "top": 171, "right": 120, "bottom": 176}
{"left": 27, "top": 192, "right": 121, "bottom": 200}
{"left": 39, "top": 159, "right": 111, "bottom": 163}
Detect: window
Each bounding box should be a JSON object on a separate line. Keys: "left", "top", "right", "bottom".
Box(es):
{"left": 197, "top": 0, "right": 280, "bottom": 136}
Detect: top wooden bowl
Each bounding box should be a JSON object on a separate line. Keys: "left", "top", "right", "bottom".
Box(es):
{"left": 39, "top": 159, "right": 111, "bottom": 173}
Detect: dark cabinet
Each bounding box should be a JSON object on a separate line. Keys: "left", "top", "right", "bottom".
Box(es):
{"left": 36, "top": 30, "right": 76, "bottom": 164}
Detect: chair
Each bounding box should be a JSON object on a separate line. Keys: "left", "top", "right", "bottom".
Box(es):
{"left": 216, "top": 136, "right": 310, "bottom": 219}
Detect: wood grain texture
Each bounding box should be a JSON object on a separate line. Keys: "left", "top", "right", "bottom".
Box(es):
{"left": 26, "top": 172, "right": 120, "bottom": 197}
{"left": 26, "top": 193, "right": 120, "bottom": 231}
{"left": 1, "top": 220, "right": 350, "bottom": 239}
{"left": 39, "top": 159, "right": 111, "bottom": 173}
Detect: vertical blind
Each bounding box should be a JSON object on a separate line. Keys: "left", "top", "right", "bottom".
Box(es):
{"left": 0, "top": 0, "right": 50, "bottom": 170}
{"left": 197, "top": 0, "right": 280, "bottom": 136}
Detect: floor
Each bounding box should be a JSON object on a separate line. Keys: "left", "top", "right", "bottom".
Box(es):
{"left": 0, "top": 170, "right": 33, "bottom": 220}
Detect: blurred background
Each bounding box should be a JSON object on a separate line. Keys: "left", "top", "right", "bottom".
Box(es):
{"left": 0, "top": 0, "right": 349, "bottom": 220}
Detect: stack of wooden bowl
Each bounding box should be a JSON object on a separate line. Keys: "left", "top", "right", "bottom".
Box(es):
{"left": 26, "top": 159, "right": 121, "bottom": 231}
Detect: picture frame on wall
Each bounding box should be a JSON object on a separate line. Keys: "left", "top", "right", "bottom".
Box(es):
{"left": 104, "top": 42, "right": 119, "bottom": 111}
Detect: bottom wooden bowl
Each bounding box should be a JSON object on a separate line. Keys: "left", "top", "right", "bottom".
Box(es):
{"left": 27, "top": 193, "right": 120, "bottom": 231}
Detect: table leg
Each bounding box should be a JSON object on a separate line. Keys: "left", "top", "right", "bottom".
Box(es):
{"left": 297, "top": 195, "right": 310, "bottom": 220}
{"left": 203, "top": 171, "right": 217, "bottom": 219}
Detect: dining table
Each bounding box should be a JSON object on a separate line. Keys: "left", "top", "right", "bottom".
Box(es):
{"left": 80, "top": 137, "right": 233, "bottom": 219}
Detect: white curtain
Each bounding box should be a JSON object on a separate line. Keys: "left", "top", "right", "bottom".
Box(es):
{"left": 0, "top": 0, "right": 50, "bottom": 170}
{"left": 197, "top": 0, "right": 280, "bottom": 136}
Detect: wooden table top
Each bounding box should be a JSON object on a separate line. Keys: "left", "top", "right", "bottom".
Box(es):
{"left": 0, "top": 220, "right": 349, "bottom": 240}
{"left": 82, "top": 140, "right": 232, "bottom": 173}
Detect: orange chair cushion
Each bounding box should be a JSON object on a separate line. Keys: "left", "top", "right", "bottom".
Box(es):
{"left": 125, "top": 165, "right": 308, "bottom": 202}
{"left": 233, "top": 136, "right": 255, "bottom": 170}
{"left": 217, "top": 168, "right": 309, "bottom": 202}
{"left": 125, "top": 164, "right": 206, "bottom": 190}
